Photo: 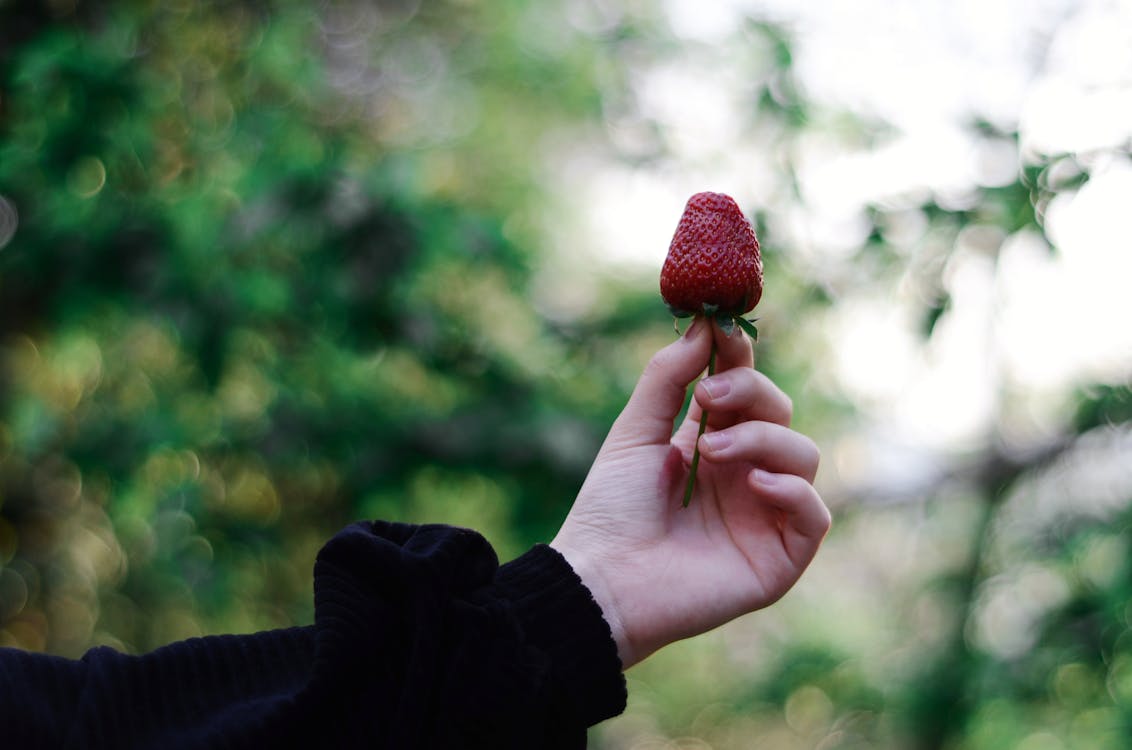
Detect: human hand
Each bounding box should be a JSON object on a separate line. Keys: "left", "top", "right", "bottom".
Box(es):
{"left": 551, "top": 318, "right": 830, "bottom": 669}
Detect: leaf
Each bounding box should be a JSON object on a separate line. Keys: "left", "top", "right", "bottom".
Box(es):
{"left": 735, "top": 316, "right": 759, "bottom": 341}
{"left": 666, "top": 303, "right": 695, "bottom": 318}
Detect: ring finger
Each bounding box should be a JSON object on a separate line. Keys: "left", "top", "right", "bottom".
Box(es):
{"left": 697, "top": 421, "right": 820, "bottom": 482}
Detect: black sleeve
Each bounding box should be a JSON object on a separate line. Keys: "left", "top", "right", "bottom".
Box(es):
{"left": 0, "top": 521, "right": 628, "bottom": 749}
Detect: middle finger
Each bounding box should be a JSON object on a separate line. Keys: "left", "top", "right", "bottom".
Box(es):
{"left": 694, "top": 368, "right": 793, "bottom": 427}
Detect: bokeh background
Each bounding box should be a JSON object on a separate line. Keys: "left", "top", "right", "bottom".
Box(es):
{"left": 2, "top": 0, "right": 1131, "bottom": 747}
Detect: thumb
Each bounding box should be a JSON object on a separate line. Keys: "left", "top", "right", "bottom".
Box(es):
{"left": 606, "top": 317, "right": 713, "bottom": 449}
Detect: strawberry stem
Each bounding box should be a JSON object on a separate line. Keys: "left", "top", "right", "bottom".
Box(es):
{"left": 682, "top": 332, "right": 717, "bottom": 508}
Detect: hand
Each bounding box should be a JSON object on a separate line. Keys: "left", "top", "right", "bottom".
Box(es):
{"left": 551, "top": 317, "right": 830, "bottom": 668}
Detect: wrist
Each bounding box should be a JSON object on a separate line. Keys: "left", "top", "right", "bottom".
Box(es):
{"left": 495, "top": 543, "right": 629, "bottom": 724}
{"left": 548, "top": 538, "right": 636, "bottom": 669}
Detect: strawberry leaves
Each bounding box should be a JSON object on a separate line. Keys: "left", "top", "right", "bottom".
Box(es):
{"left": 735, "top": 316, "right": 759, "bottom": 342}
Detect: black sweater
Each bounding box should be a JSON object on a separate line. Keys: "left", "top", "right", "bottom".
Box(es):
{"left": 0, "top": 521, "right": 628, "bottom": 749}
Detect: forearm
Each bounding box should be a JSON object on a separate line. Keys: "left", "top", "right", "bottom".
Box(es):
{"left": 0, "top": 627, "right": 315, "bottom": 749}
{"left": 0, "top": 522, "right": 627, "bottom": 749}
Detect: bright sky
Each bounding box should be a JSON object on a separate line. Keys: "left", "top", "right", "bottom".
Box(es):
{"left": 551, "top": 0, "right": 1132, "bottom": 465}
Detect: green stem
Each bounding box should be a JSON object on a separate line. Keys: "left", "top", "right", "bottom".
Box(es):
{"left": 683, "top": 335, "right": 717, "bottom": 507}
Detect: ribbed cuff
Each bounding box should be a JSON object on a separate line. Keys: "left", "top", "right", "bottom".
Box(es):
{"left": 495, "top": 544, "right": 627, "bottom": 727}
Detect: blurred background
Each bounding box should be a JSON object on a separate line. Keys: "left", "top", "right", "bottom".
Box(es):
{"left": 1, "top": 0, "right": 1130, "bottom": 747}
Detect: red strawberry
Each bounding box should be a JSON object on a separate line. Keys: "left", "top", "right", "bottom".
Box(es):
{"left": 660, "top": 192, "right": 763, "bottom": 507}
{"left": 660, "top": 192, "right": 763, "bottom": 317}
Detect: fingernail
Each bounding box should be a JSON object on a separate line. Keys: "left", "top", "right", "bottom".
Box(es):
{"left": 683, "top": 316, "right": 704, "bottom": 339}
{"left": 701, "top": 431, "right": 731, "bottom": 452}
{"left": 699, "top": 376, "right": 730, "bottom": 400}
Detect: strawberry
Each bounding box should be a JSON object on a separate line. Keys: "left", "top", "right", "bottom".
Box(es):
{"left": 660, "top": 191, "right": 763, "bottom": 319}
{"left": 660, "top": 192, "right": 763, "bottom": 506}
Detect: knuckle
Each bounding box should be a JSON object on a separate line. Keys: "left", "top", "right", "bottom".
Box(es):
{"left": 806, "top": 435, "right": 821, "bottom": 464}
{"left": 754, "top": 370, "right": 793, "bottom": 423}
{"left": 817, "top": 501, "right": 833, "bottom": 535}
{"left": 805, "top": 436, "right": 822, "bottom": 473}
{"left": 643, "top": 347, "right": 673, "bottom": 378}
{"left": 641, "top": 350, "right": 682, "bottom": 394}
{"left": 780, "top": 393, "right": 795, "bottom": 424}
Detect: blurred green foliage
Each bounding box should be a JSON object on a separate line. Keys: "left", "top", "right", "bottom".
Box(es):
{"left": 0, "top": 0, "right": 648, "bottom": 654}
{"left": 1, "top": 1, "right": 1130, "bottom": 748}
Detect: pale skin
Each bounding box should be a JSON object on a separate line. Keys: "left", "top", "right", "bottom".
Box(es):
{"left": 551, "top": 317, "right": 831, "bottom": 669}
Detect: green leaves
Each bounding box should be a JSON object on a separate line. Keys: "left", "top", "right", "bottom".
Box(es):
{"left": 666, "top": 303, "right": 696, "bottom": 318}
{"left": 0, "top": 1, "right": 638, "bottom": 656}
{"left": 669, "top": 309, "right": 759, "bottom": 344}
{"left": 734, "top": 316, "right": 759, "bottom": 342}
{"left": 668, "top": 304, "right": 760, "bottom": 343}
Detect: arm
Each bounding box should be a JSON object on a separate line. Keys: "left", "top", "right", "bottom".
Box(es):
{"left": 0, "top": 523, "right": 624, "bottom": 749}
